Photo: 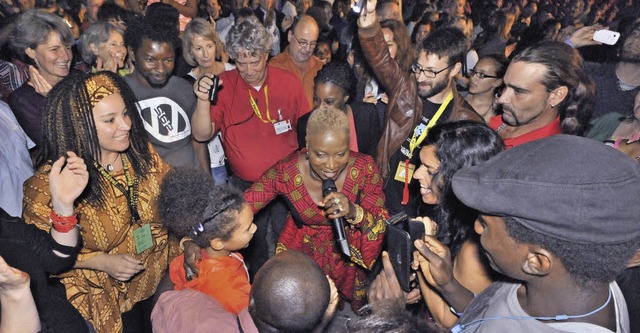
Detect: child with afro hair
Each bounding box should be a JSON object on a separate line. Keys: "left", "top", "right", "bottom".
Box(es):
{"left": 157, "top": 168, "right": 256, "bottom": 315}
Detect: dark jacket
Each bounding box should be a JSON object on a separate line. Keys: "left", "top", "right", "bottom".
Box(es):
{"left": 0, "top": 208, "right": 86, "bottom": 332}
{"left": 358, "top": 22, "right": 482, "bottom": 181}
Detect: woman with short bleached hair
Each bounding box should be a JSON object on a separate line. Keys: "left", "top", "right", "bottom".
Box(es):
{"left": 246, "top": 106, "right": 388, "bottom": 313}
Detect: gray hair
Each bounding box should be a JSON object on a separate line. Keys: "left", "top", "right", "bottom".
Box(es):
{"left": 79, "top": 21, "right": 124, "bottom": 64}
{"left": 182, "top": 18, "right": 224, "bottom": 67}
{"left": 10, "top": 9, "right": 74, "bottom": 64}
{"left": 225, "top": 18, "right": 272, "bottom": 59}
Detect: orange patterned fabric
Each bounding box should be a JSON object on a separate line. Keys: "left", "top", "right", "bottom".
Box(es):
{"left": 245, "top": 150, "right": 388, "bottom": 312}
{"left": 22, "top": 146, "right": 179, "bottom": 333}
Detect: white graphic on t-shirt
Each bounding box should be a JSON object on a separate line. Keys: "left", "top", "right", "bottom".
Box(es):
{"left": 136, "top": 97, "right": 191, "bottom": 143}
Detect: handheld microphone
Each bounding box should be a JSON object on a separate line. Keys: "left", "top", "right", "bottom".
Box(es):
{"left": 322, "top": 178, "right": 351, "bottom": 257}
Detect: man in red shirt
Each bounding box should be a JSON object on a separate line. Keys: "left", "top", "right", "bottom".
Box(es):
{"left": 191, "top": 18, "right": 309, "bottom": 277}
{"left": 489, "top": 41, "right": 595, "bottom": 148}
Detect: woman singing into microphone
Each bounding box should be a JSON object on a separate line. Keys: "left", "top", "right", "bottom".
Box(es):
{"left": 245, "top": 106, "right": 388, "bottom": 312}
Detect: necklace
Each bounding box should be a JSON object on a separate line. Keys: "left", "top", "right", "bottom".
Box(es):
{"left": 104, "top": 154, "right": 119, "bottom": 173}
{"left": 309, "top": 161, "right": 323, "bottom": 181}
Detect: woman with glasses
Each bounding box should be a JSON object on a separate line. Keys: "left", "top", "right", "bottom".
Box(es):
{"left": 464, "top": 54, "right": 508, "bottom": 122}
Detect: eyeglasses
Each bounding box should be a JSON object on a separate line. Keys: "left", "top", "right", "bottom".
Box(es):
{"left": 469, "top": 69, "right": 499, "bottom": 79}
{"left": 411, "top": 63, "right": 451, "bottom": 78}
{"left": 291, "top": 33, "right": 317, "bottom": 49}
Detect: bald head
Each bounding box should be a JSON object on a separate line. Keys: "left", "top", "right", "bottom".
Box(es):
{"left": 288, "top": 15, "right": 319, "bottom": 65}
{"left": 249, "top": 250, "right": 330, "bottom": 333}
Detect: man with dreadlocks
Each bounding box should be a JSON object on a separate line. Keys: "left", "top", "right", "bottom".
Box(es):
{"left": 22, "top": 71, "right": 179, "bottom": 333}
{"left": 123, "top": 16, "right": 208, "bottom": 171}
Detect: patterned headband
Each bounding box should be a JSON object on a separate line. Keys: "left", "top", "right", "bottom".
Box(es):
{"left": 85, "top": 73, "right": 121, "bottom": 109}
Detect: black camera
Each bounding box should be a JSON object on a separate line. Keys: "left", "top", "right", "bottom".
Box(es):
{"left": 208, "top": 75, "right": 220, "bottom": 104}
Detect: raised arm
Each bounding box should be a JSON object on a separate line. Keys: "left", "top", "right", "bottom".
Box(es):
{"left": 191, "top": 75, "right": 216, "bottom": 142}
{"left": 48, "top": 152, "right": 87, "bottom": 253}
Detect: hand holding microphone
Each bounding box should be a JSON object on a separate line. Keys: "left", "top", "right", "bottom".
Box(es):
{"left": 322, "top": 179, "right": 351, "bottom": 257}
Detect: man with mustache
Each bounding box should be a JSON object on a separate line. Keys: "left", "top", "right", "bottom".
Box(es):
{"left": 269, "top": 15, "right": 323, "bottom": 109}
{"left": 489, "top": 41, "right": 595, "bottom": 149}
{"left": 124, "top": 17, "right": 207, "bottom": 170}
{"left": 357, "top": 0, "right": 481, "bottom": 216}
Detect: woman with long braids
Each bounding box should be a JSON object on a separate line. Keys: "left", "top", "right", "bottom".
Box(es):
{"left": 22, "top": 71, "right": 178, "bottom": 333}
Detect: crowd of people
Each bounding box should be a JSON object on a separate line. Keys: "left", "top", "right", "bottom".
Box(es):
{"left": 1, "top": 0, "right": 640, "bottom": 331}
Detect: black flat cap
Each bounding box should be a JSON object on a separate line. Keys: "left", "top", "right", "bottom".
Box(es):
{"left": 452, "top": 135, "right": 640, "bottom": 244}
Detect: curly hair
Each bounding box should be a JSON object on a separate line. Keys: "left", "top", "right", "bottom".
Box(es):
{"left": 511, "top": 41, "right": 596, "bottom": 136}
{"left": 79, "top": 21, "right": 124, "bottom": 64}
{"left": 124, "top": 15, "right": 179, "bottom": 55}
{"left": 9, "top": 9, "right": 73, "bottom": 65}
{"left": 225, "top": 18, "right": 273, "bottom": 59}
{"left": 37, "top": 71, "right": 152, "bottom": 206}
{"left": 97, "top": 2, "right": 137, "bottom": 25}
{"left": 505, "top": 216, "right": 640, "bottom": 288}
{"left": 380, "top": 19, "right": 415, "bottom": 73}
{"left": 313, "top": 60, "right": 355, "bottom": 100}
{"left": 305, "top": 106, "right": 350, "bottom": 145}
{"left": 158, "top": 168, "right": 247, "bottom": 248}
{"left": 420, "top": 26, "right": 469, "bottom": 68}
{"left": 423, "top": 121, "right": 504, "bottom": 258}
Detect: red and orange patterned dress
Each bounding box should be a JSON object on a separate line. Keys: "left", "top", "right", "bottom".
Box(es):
{"left": 245, "top": 150, "right": 388, "bottom": 311}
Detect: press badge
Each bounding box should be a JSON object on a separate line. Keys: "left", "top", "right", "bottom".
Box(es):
{"left": 274, "top": 119, "right": 292, "bottom": 135}
{"left": 394, "top": 161, "right": 416, "bottom": 182}
{"left": 134, "top": 224, "right": 153, "bottom": 254}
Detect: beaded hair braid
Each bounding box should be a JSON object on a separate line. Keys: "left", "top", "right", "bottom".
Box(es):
{"left": 37, "top": 71, "right": 152, "bottom": 206}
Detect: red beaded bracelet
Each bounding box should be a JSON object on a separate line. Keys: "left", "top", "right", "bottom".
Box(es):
{"left": 50, "top": 210, "right": 78, "bottom": 233}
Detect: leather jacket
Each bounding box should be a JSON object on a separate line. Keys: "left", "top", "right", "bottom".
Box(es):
{"left": 358, "top": 22, "right": 482, "bottom": 181}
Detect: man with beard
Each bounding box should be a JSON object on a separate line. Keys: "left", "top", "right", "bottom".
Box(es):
{"left": 358, "top": 0, "right": 481, "bottom": 216}
{"left": 489, "top": 41, "right": 595, "bottom": 148}
{"left": 269, "top": 15, "right": 323, "bottom": 109}
{"left": 124, "top": 18, "right": 207, "bottom": 170}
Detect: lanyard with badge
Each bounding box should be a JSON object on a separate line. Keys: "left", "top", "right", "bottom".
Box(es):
{"left": 396, "top": 91, "right": 453, "bottom": 205}
{"left": 248, "top": 86, "right": 292, "bottom": 135}
{"left": 94, "top": 155, "right": 153, "bottom": 254}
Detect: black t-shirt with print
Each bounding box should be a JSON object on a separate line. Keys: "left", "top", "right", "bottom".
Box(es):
{"left": 384, "top": 98, "right": 453, "bottom": 216}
